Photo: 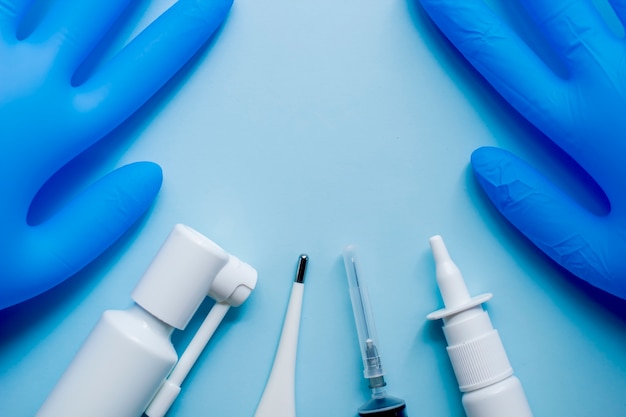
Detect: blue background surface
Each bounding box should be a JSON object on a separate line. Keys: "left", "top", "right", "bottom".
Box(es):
{"left": 1, "top": 0, "right": 626, "bottom": 416}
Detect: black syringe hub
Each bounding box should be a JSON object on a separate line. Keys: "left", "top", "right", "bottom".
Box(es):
{"left": 358, "top": 395, "right": 408, "bottom": 417}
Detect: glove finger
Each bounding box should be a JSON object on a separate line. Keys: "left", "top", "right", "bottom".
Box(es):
{"left": 27, "top": 0, "right": 131, "bottom": 74}
{"left": 35, "top": 162, "right": 162, "bottom": 296}
{"left": 0, "top": 0, "right": 34, "bottom": 37}
{"left": 418, "top": 0, "right": 568, "bottom": 137}
{"left": 608, "top": 0, "right": 626, "bottom": 26}
{"left": 519, "top": 0, "right": 618, "bottom": 68}
{"left": 472, "top": 146, "right": 626, "bottom": 299}
{"left": 77, "top": 0, "right": 233, "bottom": 128}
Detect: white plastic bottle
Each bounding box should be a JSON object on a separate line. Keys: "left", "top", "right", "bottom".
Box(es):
{"left": 427, "top": 235, "right": 533, "bottom": 417}
{"left": 37, "top": 224, "right": 256, "bottom": 417}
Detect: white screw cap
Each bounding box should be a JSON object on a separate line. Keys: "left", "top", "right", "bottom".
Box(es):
{"left": 132, "top": 224, "right": 230, "bottom": 330}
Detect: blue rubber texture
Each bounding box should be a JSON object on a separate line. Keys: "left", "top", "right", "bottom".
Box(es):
{"left": 0, "top": 0, "right": 233, "bottom": 309}
{"left": 418, "top": 0, "right": 626, "bottom": 299}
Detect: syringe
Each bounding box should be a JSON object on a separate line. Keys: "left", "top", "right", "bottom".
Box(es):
{"left": 342, "top": 245, "right": 408, "bottom": 417}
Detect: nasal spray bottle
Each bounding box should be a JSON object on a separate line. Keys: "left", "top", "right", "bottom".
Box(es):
{"left": 37, "top": 224, "right": 257, "bottom": 417}
{"left": 426, "top": 235, "right": 533, "bottom": 417}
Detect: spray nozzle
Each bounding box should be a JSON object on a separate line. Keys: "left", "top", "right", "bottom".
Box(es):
{"left": 138, "top": 224, "right": 257, "bottom": 417}
{"left": 427, "top": 235, "right": 492, "bottom": 321}
{"left": 209, "top": 254, "right": 257, "bottom": 306}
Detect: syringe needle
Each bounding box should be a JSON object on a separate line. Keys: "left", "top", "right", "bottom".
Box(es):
{"left": 342, "top": 246, "right": 383, "bottom": 385}
{"left": 342, "top": 245, "right": 408, "bottom": 417}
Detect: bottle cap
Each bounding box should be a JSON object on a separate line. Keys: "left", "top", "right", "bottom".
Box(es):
{"left": 132, "top": 224, "right": 230, "bottom": 330}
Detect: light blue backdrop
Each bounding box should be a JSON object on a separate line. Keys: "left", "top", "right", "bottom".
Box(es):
{"left": 1, "top": 0, "right": 625, "bottom": 416}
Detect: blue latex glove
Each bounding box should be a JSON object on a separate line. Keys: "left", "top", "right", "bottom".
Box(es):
{"left": 0, "top": 0, "right": 233, "bottom": 309}
{"left": 418, "top": 0, "right": 626, "bottom": 299}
